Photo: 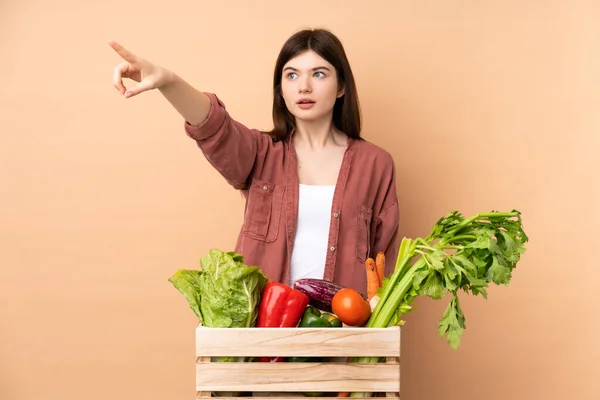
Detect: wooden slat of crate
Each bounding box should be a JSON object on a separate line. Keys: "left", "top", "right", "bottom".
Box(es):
{"left": 196, "top": 361, "right": 400, "bottom": 393}
{"left": 195, "top": 326, "right": 400, "bottom": 357}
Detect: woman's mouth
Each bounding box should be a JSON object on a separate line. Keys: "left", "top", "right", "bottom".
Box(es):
{"left": 297, "top": 99, "right": 316, "bottom": 109}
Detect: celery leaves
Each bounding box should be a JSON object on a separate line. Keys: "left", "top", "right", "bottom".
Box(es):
{"left": 365, "top": 209, "right": 528, "bottom": 349}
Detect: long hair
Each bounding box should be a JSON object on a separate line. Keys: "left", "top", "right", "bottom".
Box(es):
{"left": 265, "top": 28, "right": 362, "bottom": 141}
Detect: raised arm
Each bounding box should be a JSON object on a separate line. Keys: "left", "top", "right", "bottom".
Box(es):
{"left": 109, "top": 40, "right": 269, "bottom": 189}
{"left": 109, "top": 40, "right": 210, "bottom": 125}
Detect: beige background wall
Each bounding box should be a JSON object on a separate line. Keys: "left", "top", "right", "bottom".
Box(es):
{"left": 1, "top": 1, "right": 598, "bottom": 399}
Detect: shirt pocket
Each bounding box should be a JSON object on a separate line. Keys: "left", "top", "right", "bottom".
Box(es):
{"left": 355, "top": 204, "right": 373, "bottom": 263}
{"left": 242, "top": 178, "right": 285, "bottom": 243}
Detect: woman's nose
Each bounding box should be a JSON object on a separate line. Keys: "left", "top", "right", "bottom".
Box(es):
{"left": 298, "top": 77, "right": 312, "bottom": 93}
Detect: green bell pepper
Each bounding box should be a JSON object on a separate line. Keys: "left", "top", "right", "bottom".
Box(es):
{"left": 300, "top": 310, "right": 331, "bottom": 327}
{"left": 299, "top": 306, "right": 342, "bottom": 328}
{"left": 320, "top": 312, "right": 343, "bottom": 327}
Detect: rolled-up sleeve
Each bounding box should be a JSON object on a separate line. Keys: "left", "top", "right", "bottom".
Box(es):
{"left": 184, "top": 92, "right": 261, "bottom": 190}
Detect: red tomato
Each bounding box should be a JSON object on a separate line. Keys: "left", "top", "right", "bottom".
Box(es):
{"left": 331, "top": 288, "right": 371, "bottom": 327}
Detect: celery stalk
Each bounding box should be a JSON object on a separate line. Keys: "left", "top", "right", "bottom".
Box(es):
{"left": 349, "top": 210, "right": 528, "bottom": 398}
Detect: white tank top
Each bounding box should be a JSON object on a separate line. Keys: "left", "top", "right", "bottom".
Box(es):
{"left": 290, "top": 183, "right": 336, "bottom": 286}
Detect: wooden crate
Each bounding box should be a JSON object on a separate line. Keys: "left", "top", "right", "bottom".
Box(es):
{"left": 195, "top": 326, "right": 401, "bottom": 399}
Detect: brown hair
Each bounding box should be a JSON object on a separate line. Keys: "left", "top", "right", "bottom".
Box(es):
{"left": 265, "top": 28, "right": 362, "bottom": 141}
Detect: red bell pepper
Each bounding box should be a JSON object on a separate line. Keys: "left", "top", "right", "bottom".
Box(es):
{"left": 257, "top": 282, "right": 309, "bottom": 327}
{"left": 256, "top": 281, "right": 309, "bottom": 362}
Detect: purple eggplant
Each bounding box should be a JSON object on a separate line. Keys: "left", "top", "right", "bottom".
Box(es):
{"left": 293, "top": 278, "right": 367, "bottom": 313}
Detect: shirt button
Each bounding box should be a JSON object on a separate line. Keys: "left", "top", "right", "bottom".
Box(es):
{"left": 333, "top": 212, "right": 339, "bottom": 218}
{"left": 330, "top": 246, "right": 336, "bottom": 251}
{"left": 262, "top": 185, "right": 268, "bottom": 190}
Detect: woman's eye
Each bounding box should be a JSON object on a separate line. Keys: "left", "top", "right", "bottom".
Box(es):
{"left": 314, "top": 71, "right": 325, "bottom": 78}
{"left": 286, "top": 72, "right": 297, "bottom": 79}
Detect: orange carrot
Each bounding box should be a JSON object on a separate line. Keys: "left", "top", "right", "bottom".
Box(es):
{"left": 375, "top": 252, "right": 386, "bottom": 287}
{"left": 365, "top": 257, "right": 379, "bottom": 301}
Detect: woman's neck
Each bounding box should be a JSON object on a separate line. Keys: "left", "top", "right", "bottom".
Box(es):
{"left": 293, "top": 118, "right": 346, "bottom": 149}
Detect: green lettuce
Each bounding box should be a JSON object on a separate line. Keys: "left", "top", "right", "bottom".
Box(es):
{"left": 168, "top": 269, "right": 203, "bottom": 320}
{"left": 198, "top": 249, "right": 267, "bottom": 328}
{"left": 169, "top": 249, "right": 268, "bottom": 396}
{"left": 168, "top": 249, "right": 267, "bottom": 328}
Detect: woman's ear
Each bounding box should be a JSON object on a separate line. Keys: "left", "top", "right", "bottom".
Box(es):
{"left": 337, "top": 86, "right": 345, "bottom": 98}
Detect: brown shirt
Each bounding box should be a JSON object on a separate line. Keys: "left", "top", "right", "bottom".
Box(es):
{"left": 184, "top": 92, "right": 400, "bottom": 294}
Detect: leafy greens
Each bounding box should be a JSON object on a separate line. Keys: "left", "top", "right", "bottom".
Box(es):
{"left": 168, "top": 249, "right": 268, "bottom": 328}
{"left": 350, "top": 210, "right": 528, "bottom": 397}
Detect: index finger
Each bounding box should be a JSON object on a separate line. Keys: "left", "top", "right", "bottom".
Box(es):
{"left": 108, "top": 40, "right": 138, "bottom": 63}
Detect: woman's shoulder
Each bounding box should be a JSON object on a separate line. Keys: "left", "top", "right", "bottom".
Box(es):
{"left": 351, "top": 138, "right": 396, "bottom": 168}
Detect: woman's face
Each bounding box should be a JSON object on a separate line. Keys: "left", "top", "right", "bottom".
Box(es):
{"left": 280, "top": 50, "right": 344, "bottom": 124}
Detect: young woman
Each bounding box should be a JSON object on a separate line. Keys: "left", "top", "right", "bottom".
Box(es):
{"left": 110, "top": 28, "right": 400, "bottom": 294}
